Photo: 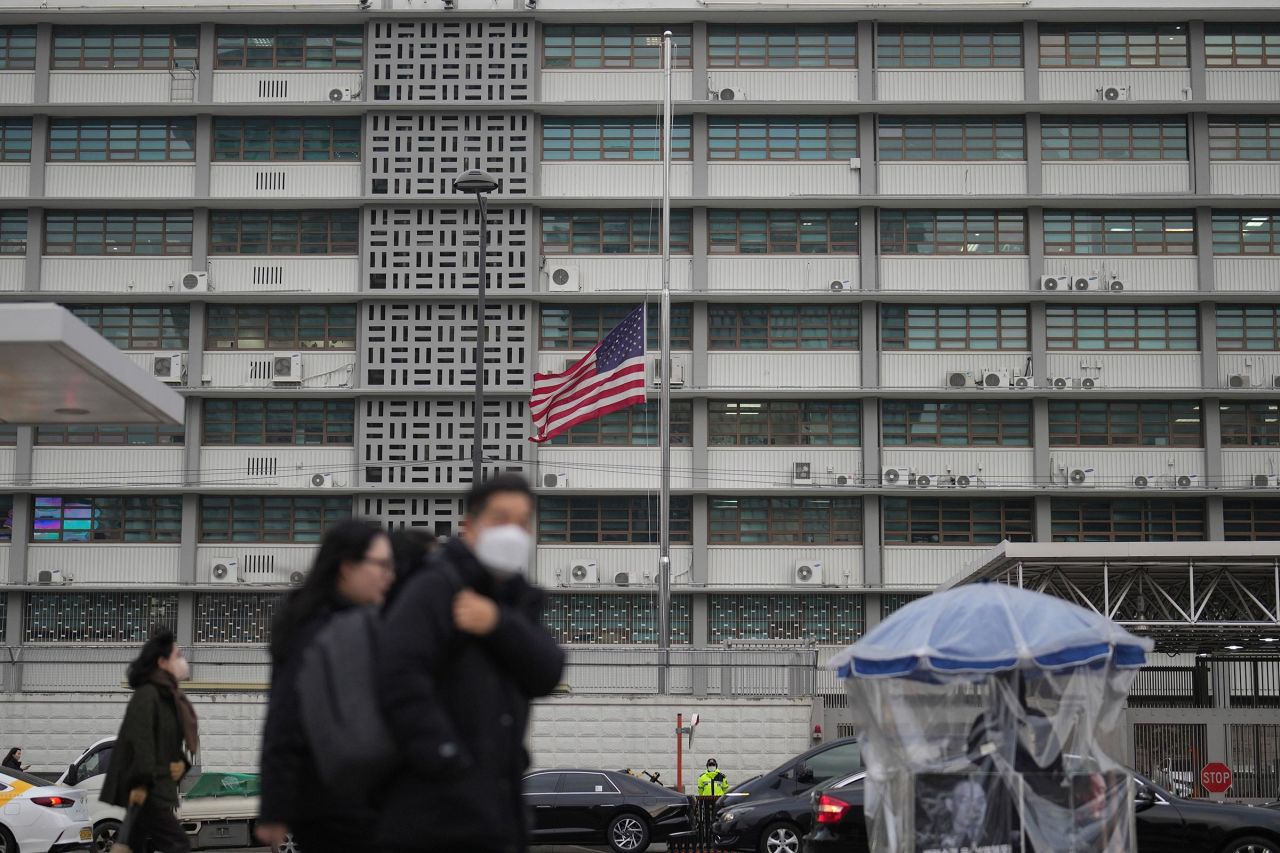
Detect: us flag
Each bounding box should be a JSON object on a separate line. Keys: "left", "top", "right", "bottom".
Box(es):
{"left": 530, "top": 304, "right": 648, "bottom": 444}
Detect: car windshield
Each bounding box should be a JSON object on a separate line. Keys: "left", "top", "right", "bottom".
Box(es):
{"left": 814, "top": 771, "right": 864, "bottom": 793}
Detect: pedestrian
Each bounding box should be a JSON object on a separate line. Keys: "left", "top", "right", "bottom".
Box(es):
{"left": 376, "top": 474, "right": 565, "bottom": 853}
{"left": 698, "top": 759, "right": 729, "bottom": 797}
{"left": 2, "top": 747, "right": 27, "bottom": 772}
{"left": 99, "top": 629, "right": 198, "bottom": 853}
{"left": 386, "top": 527, "right": 437, "bottom": 607}
{"left": 255, "top": 519, "right": 394, "bottom": 853}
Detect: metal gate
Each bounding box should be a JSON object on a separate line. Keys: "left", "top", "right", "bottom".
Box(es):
{"left": 1228, "top": 724, "right": 1280, "bottom": 800}
{"left": 1132, "top": 723, "right": 1208, "bottom": 798}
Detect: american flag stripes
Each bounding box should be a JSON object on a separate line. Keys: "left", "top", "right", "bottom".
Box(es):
{"left": 529, "top": 304, "right": 648, "bottom": 444}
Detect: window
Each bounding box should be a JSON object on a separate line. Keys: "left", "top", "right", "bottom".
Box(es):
{"left": 71, "top": 745, "right": 112, "bottom": 783}
{"left": 1038, "top": 24, "right": 1188, "bottom": 68}
{"left": 215, "top": 26, "right": 363, "bottom": 69}
{"left": 1041, "top": 118, "right": 1187, "bottom": 160}
{"left": 1209, "top": 118, "right": 1280, "bottom": 160}
{"left": 882, "top": 498, "right": 1033, "bottom": 545}
{"left": 213, "top": 117, "right": 361, "bottom": 161}
{"left": 36, "top": 424, "right": 184, "bottom": 446}
{"left": 1224, "top": 500, "right": 1280, "bottom": 540}
{"left": 881, "top": 305, "right": 1029, "bottom": 350}
{"left": 0, "top": 426, "right": 15, "bottom": 446}
{"left": 48, "top": 118, "right": 195, "bottom": 162}
{"left": 203, "top": 399, "right": 355, "bottom": 445}
{"left": 709, "top": 401, "right": 861, "bottom": 446}
{"left": 708, "top": 117, "right": 857, "bottom": 160}
{"left": 1044, "top": 211, "right": 1195, "bottom": 255}
{"left": 24, "top": 593, "right": 178, "bottom": 644}
{"left": 0, "top": 119, "right": 31, "bottom": 162}
{"left": 710, "top": 594, "right": 864, "bottom": 644}
{"left": 0, "top": 211, "right": 26, "bottom": 255}
{"left": 542, "top": 594, "right": 692, "bottom": 644}
{"left": 708, "top": 25, "right": 856, "bottom": 67}
{"left": 0, "top": 496, "right": 11, "bottom": 542}
{"left": 1051, "top": 498, "right": 1205, "bottom": 541}
{"left": 878, "top": 118, "right": 1025, "bottom": 161}
{"left": 709, "top": 210, "right": 859, "bottom": 254}
{"left": 210, "top": 210, "right": 358, "bottom": 255}
{"left": 882, "top": 401, "right": 1032, "bottom": 447}
{"left": 53, "top": 26, "right": 198, "bottom": 69}
{"left": 542, "top": 25, "right": 691, "bottom": 69}
{"left": 1048, "top": 401, "right": 1203, "bottom": 446}
{"left": 1046, "top": 305, "right": 1198, "bottom": 350}
{"left": 1213, "top": 212, "right": 1280, "bottom": 254}
{"left": 44, "top": 210, "right": 193, "bottom": 255}
{"left": 537, "top": 497, "right": 691, "bottom": 544}
{"left": 709, "top": 497, "right": 862, "bottom": 544}
{"left": 194, "top": 592, "right": 283, "bottom": 643}
{"left": 199, "top": 496, "right": 352, "bottom": 543}
{"left": 32, "top": 496, "right": 182, "bottom": 543}
{"left": 709, "top": 304, "right": 859, "bottom": 350}
{"left": 524, "top": 773, "right": 561, "bottom": 794}
{"left": 542, "top": 210, "right": 691, "bottom": 255}
{"left": 1221, "top": 402, "right": 1280, "bottom": 447}
{"left": 876, "top": 24, "right": 1023, "bottom": 68}
{"left": 547, "top": 400, "right": 691, "bottom": 446}
{"left": 880, "top": 210, "right": 1026, "bottom": 255}
{"left": 1206, "top": 24, "right": 1280, "bottom": 67}
{"left": 558, "top": 773, "right": 619, "bottom": 795}
{"left": 542, "top": 117, "right": 691, "bottom": 161}
{"left": 882, "top": 593, "right": 925, "bottom": 620}
{"left": 69, "top": 304, "right": 190, "bottom": 350}
{"left": 206, "top": 304, "right": 356, "bottom": 350}
{"left": 540, "top": 303, "right": 691, "bottom": 350}
{"left": 0, "top": 27, "right": 36, "bottom": 70}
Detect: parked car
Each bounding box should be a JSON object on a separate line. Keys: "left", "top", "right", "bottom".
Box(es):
{"left": 713, "top": 771, "right": 864, "bottom": 853}
{"left": 0, "top": 766, "right": 93, "bottom": 853}
{"left": 716, "top": 738, "right": 863, "bottom": 813}
{"left": 524, "top": 768, "right": 690, "bottom": 853}
{"left": 802, "top": 769, "right": 1280, "bottom": 853}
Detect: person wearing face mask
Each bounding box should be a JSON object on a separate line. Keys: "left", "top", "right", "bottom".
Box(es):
{"left": 100, "top": 629, "right": 199, "bottom": 853}
{"left": 255, "top": 520, "right": 395, "bottom": 853}
{"left": 376, "top": 474, "right": 565, "bottom": 853}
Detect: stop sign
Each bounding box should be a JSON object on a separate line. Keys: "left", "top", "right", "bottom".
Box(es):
{"left": 1201, "top": 762, "right": 1233, "bottom": 794}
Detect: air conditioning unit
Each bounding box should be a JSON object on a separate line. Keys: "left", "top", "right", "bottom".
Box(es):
{"left": 714, "top": 87, "right": 746, "bottom": 101}
{"left": 980, "top": 369, "right": 1011, "bottom": 388}
{"left": 541, "top": 472, "right": 569, "bottom": 489}
{"left": 310, "top": 473, "right": 336, "bottom": 489}
{"left": 881, "top": 467, "right": 912, "bottom": 487}
{"left": 1068, "top": 467, "right": 1096, "bottom": 487}
{"left": 1228, "top": 373, "right": 1253, "bottom": 389}
{"left": 209, "top": 558, "right": 239, "bottom": 585}
{"left": 911, "top": 473, "right": 940, "bottom": 488}
{"left": 953, "top": 474, "right": 975, "bottom": 488}
{"left": 1039, "top": 275, "right": 1069, "bottom": 291}
{"left": 1105, "top": 277, "right": 1125, "bottom": 292}
{"left": 1071, "top": 276, "right": 1096, "bottom": 291}
{"left": 1073, "top": 377, "right": 1099, "bottom": 390}
{"left": 1253, "top": 474, "right": 1279, "bottom": 488}
{"left": 36, "top": 569, "right": 70, "bottom": 585}
{"left": 832, "top": 473, "right": 857, "bottom": 487}
{"left": 947, "top": 371, "right": 975, "bottom": 388}
{"left": 329, "top": 87, "right": 356, "bottom": 102}
{"left": 793, "top": 561, "right": 824, "bottom": 587}
{"left": 613, "top": 571, "right": 631, "bottom": 586}
{"left": 652, "top": 358, "right": 685, "bottom": 388}
{"left": 1098, "top": 85, "right": 1131, "bottom": 102}
{"left": 547, "top": 265, "right": 580, "bottom": 292}
{"left": 568, "top": 561, "right": 599, "bottom": 586}
{"left": 1012, "top": 375, "right": 1033, "bottom": 390}
{"left": 829, "top": 279, "right": 853, "bottom": 293}
{"left": 792, "top": 462, "right": 813, "bottom": 485}
{"left": 1174, "top": 474, "right": 1198, "bottom": 489}
{"left": 1051, "top": 377, "right": 1071, "bottom": 390}
{"left": 1273, "top": 375, "right": 1280, "bottom": 389}
{"left": 1133, "top": 474, "right": 1158, "bottom": 489}
{"left": 272, "top": 351, "right": 303, "bottom": 384}
{"left": 179, "top": 271, "right": 209, "bottom": 292}
{"left": 153, "top": 352, "right": 185, "bottom": 384}
{"left": 289, "top": 570, "right": 306, "bottom": 585}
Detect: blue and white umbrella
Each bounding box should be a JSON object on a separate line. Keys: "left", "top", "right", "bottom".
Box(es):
{"left": 828, "top": 582, "right": 1153, "bottom": 682}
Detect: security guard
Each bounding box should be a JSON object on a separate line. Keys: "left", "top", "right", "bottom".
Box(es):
{"left": 697, "top": 758, "right": 729, "bottom": 797}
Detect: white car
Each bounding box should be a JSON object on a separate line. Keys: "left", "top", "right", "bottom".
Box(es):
{"left": 0, "top": 767, "right": 93, "bottom": 853}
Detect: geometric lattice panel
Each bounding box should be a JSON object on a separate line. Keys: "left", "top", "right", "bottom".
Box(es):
{"left": 366, "top": 206, "right": 532, "bottom": 292}
{"left": 363, "top": 301, "right": 530, "bottom": 389}
{"left": 359, "top": 495, "right": 468, "bottom": 537}
{"left": 361, "top": 398, "right": 528, "bottom": 487}
{"left": 368, "top": 113, "right": 531, "bottom": 196}
{"left": 369, "top": 21, "right": 531, "bottom": 103}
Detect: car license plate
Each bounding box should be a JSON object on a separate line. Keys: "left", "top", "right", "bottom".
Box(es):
{"left": 80, "top": 828, "right": 92, "bottom": 841}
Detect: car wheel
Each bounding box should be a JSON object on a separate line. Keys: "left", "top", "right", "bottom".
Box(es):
{"left": 277, "top": 833, "right": 302, "bottom": 853}
{"left": 1220, "top": 837, "right": 1280, "bottom": 853}
{"left": 0, "top": 824, "right": 16, "bottom": 853}
{"left": 760, "top": 820, "right": 802, "bottom": 853}
{"left": 607, "top": 812, "right": 650, "bottom": 853}
{"left": 93, "top": 820, "right": 121, "bottom": 853}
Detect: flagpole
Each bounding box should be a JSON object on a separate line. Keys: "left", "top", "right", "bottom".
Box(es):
{"left": 657, "top": 30, "right": 674, "bottom": 694}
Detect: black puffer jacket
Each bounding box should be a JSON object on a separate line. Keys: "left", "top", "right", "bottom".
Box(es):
{"left": 375, "top": 538, "right": 565, "bottom": 852}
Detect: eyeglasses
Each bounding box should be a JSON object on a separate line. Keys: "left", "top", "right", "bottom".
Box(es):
{"left": 363, "top": 557, "right": 394, "bottom": 572}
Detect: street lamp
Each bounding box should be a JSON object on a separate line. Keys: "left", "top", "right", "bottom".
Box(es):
{"left": 452, "top": 168, "right": 499, "bottom": 484}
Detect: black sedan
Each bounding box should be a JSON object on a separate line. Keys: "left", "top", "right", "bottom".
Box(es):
{"left": 523, "top": 769, "right": 690, "bottom": 853}
{"left": 802, "top": 770, "right": 1280, "bottom": 853}
{"left": 714, "top": 771, "right": 865, "bottom": 853}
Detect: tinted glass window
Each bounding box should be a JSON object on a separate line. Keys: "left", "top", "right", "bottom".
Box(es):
{"left": 78, "top": 746, "right": 113, "bottom": 780}
{"left": 803, "top": 742, "right": 862, "bottom": 782}
{"left": 558, "top": 773, "right": 618, "bottom": 794}
{"left": 523, "top": 772, "right": 560, "bottom": 794}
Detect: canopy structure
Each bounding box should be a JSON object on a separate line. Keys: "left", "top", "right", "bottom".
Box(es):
{"left": 0, "top": 303, "right": 184, "bottom": 426}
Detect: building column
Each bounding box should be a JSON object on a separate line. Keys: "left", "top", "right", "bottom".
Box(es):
{"left": 691, "top": 494, "right": 708, "bottom": 588}
{"left": 859, "top": 206, "right": 877, "bottom": 292}
{"left": 27, "top": 114, "right": 47, "bottom": 198}
{"left": 197, "top": 23, "right": 216, "bottom": 103}
{"left": 1030, "top": 299, "right": 1048, "bottom": 387}
{"left": 858, "top": 113, "right": 876, "bottom": 195}
{"left": 1188, "top": 21, "right": 1208, "bottom": 102}
{"left": 691, "top": 208, "right": 708, "bottom": 292}
{"left": 691, "top": 114, "right": 709, "bottom": 198}
{"left": 863, "top": 593, "right": 881, "bottom": 634}
{"left": 1199, "top": 300, "right": 1219, "bottom": 389}
{"left": 33, "top": 24, "right": 51, "bottom": 104}
{"left": 4, "top": 593, "right": 24, "bottom": 693}
{"left": 8, "top": 492, "right": 32, "bottom": 585}
{"left": 195, "top": 114, "right": 212, "bottom": 198}
{"left": 1033, "top": 396, "right": 1051, "bottom": 489}
{"left": 691, "top": 21, "right": 708, "bottom": 101}
{"left": 176, "top": 592, "right": 195, "bottom": 647}
{"left": 180, "top": 493, "right": 200, "bottom": 586}
{"left": 862, "top": 494, "right": 882, "bottom": 588}
{"left": 857, "top": 21, "right": 874, "bottom": 102}
{"left": 192, "top": 209, "right": 209, "bottom": 269}
{"left": 1034, "top": 494, "right": 1052, "bottom": 543}
{"left": 1203, "top": 395, "right": 1223, "bottom": 497}
{"left": 691, "top": 593, "right": 709, "bottom": 696}
{"left": 1207, "top": 496, "right": 1225, "bottom": 541}
{"left": 1027, "top": 206, "right": 1046, "bottom": 285}
{"left": 1195, "top": 206, "right": 1215, "bottom": 290}
{"left": 691, "top": 394, "right": 708, "bottom": 491}
{"left": 1022, "top": 22, "right": 1040, "bottom": 102}
{"left": 22, "top": 208, "right": 42, "bottom": 292}
{"left": 1025, "top": 113, "right": 1043, "bottom": 197}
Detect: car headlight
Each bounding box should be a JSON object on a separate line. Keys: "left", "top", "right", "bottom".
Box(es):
{"left": 721, "top": 811, "right": 738, "bottom": 824}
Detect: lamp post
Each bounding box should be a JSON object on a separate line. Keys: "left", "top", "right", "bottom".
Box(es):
{"left": 453, "top": 168, "right": 499, "bottom": 485}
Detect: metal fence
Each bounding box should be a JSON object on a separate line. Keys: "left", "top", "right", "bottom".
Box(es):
{"left": 1132, "top": 722, "right": 1209, "bottom": 799}
{"left": 1129, "top": 657, "right": 1280, "bottom": 709}
{"left": 1228, "top": 724, "right": 1280, "bottom": 801}
{"left": 559, "top": 644, "right": 821, "bottom": 696}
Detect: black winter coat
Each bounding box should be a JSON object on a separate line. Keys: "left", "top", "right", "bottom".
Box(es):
{"left": 258, "top": 601, "right": 377, "bottom": 830}
{"left": 101, "top": 683, "right": 185, "bottom": 809}
{"left": 376, "top": 538, "right": 565, "bottom": 852}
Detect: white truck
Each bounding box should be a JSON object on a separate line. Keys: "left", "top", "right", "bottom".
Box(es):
{"left": 58, "top": 737, "right": 299, "bottom": 852}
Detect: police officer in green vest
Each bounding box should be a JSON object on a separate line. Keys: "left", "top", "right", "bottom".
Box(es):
{"left": 697, "top": 758, "right": 728, "bottom": 797}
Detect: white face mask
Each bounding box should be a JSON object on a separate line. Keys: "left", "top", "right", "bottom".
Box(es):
{"left": 170, "top": 653, "right": 190, "bottom": 682}
{"left": 474, "top": 524, "right": 532, "bottom": 576}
